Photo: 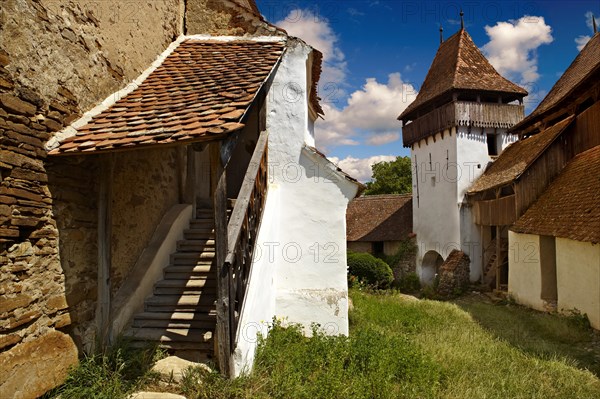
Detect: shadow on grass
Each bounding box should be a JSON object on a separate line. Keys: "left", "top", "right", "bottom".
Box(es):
{"left": 453, "top": 295, "right": 600, "bottom": 377}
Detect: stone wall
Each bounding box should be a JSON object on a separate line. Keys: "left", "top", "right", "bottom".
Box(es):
{"left": 0, "top": 0, "right": 183, "bottom": 396}
{"left": 436, "top": 250, "right": 470, "bottom": 298}
{"left": 186, "top": 0, "right": 280, "bottom": 36}
{"left": 110, "top": 147, "right": 182, "bottom": 294}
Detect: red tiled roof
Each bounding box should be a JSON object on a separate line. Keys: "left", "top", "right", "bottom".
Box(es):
{"left": 511, "top": 145, "right": 600, "bottom": 244}
{"left": 468, "top": 116, "right": 575, "bottom": 193}
{"left": 49, "top": 39, "right": 285, "bottom": 155}
{"left": 346, "top": 194, "right": 413, "bottom": 242}
{"left": 512, "top": 33, "right": 600, "bottom": 133}
{"left": 399, "top": 29, "right": 527, "bottom": 122}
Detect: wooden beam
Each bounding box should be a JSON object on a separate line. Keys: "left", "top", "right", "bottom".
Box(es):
{"left": 96, "top": 153, "right": 114, "bottom": 347}
{"left": 211, "top": 141, "right": 231, "bottom": 377}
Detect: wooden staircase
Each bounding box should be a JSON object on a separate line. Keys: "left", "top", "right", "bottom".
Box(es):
{"left": 124, "top": 208, "right": 217, "bottom": 357}
{"left": 482, "top": 237, "right": 508, "bottom": 288}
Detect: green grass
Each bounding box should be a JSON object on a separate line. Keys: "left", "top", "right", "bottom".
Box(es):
{"left": 46, "top": 291, "right": 600, "bottom": 398}
{"left": 41, "top": 339, "right": 165, "bottom": 399}
{"left": 454, "top": 295, "right": 600, "bottom": 376}
{"left": 350, "top": 291, "right": 600, "bottom": 399}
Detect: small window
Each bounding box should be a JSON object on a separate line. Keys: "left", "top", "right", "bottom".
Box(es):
{"left": 431, "top": 176, "right": 436, "bottom": 187}
{"left": 487, "top": 134, "right": 498, "bottom": 156}
{"left": 372, "top": 242, "right": 384, "bottom": 255}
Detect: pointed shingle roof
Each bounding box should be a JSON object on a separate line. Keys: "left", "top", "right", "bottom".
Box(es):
{"left": 511, "top": 32, "right": 600, "bottom": 133}
{"left": 399, "top": 29, "right": 527, "bottom": 122}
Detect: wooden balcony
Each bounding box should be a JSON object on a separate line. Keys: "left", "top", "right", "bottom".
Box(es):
{"left": 402, "top": 101, "right": 524, "bottom": 146}
{"left": 473, "top": 195, "right": 517, "bottom": 226}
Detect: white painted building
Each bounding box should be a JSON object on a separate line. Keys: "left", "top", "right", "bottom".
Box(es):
{"left": 233, "top": 38, "right": 362, "bottom": 375}
{"left": 398, "top": 27, "right": 526, "bottom": 284}
{"left": 46, "top": 32, "right": 362, "bottom": 377}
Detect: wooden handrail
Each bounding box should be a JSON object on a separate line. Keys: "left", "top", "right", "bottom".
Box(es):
{"left": 217, "top": 130, "right": 269, "bottom": 376}
{"left": 226, "top": 131, "right": 269, "bottom": 264}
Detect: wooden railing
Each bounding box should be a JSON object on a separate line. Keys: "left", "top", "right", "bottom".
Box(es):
{"left": 402, "top": 101, "right": 524, "bottom": 146}
{"left": 215, "top": 131, "right": 269, "bottom": 376}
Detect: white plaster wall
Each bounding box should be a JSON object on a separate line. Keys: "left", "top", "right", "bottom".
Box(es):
{"left": 274, "top": 148, "right": 357, "bottom": 332}
{"left": 556, "top": 238, "right": 600, "bottom": 329}
{"left": 232, "top": 39, "right": 359, "bottom": 374}
{"left": 412, "top": 129, "right": 459, "bottom": 277}
{"left": 456, "top": 126, "right": 509, "bottom": 281}
{"left": 508, "top": 231, "right": 545, "bottom": 311}
{"left": 232, "top": 186, "right": 280, "bottom": 376}
{"left": 411, "top": 121, "right": 518, "bottom": 284}
{"left": 266, "top": 41, "right": 357, "bottom": 333}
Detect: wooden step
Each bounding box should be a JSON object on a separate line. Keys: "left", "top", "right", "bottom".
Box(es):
{"left": 134, "top": 311, "right": 217, "bottom": 321}
{"left": 132, "top": 312, "right": 216, "bottom": 329}
{"left": 154, "top": 278, "right": 216, "bottom": 296}
{"left": 171, "top": 253, "right": 215, "bottom": 266}
{"left": 177, "top": 239, "right": 215, "bottom": 252}
{"left": 163, "top": 264, "right": 214, "bottom": 279}
{"left": 190, "top": 220, "right": 214, "bottom": 228}
{"left": 184, "top": 229, "right": 215, "bottom": 240}
{"left": 154, "top": 286, "right": 217, "bottom": 296}
{"left": 156, "top": 278, "right": 215, "bottom": 288}
{"left": 124, "top": 327, "right": 213, "bottom": 343}
{"left": 145, "top": 295, "right": 216, "bottom": 312}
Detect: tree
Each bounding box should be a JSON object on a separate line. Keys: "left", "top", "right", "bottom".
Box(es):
{"left": 364, "top": 156, "right": 412, "bottom": 195}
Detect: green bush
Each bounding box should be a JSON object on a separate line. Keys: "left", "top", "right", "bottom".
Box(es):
{"left": 398, "top": 272, "right": 421, "bottom": 293}
{"left": 348, "top": 251, "right": 394, "bottom": 289}
{"left": 382, "top": 239, "right": 417, "bottom": 270}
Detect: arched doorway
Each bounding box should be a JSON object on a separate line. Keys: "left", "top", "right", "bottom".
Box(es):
{"left": 422, "top": 250, "right": 444, "bottom": 286}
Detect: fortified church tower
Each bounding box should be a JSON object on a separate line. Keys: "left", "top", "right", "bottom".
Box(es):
{"left": 398, "top": 19, "right": 527, "bottom": 284}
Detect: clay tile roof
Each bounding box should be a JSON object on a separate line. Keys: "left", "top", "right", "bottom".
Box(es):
{"left": 512, "top": 32, "right": 600, "bottom": 132}
{"left": 399, "top": 29, "right": 527, "bottom": 122}
{"left": 511, "top": 145, "right": 600, "bottom": 244}
{"left": 49, "top": 39, "right": 285, "bottom": 155}
{"left": 346, "top": 194, "right": 413, "bottom": 242}
{"left": 468, "top": 116, "right": 575, "bottom": 193}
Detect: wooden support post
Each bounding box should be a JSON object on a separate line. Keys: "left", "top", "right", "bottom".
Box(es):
{"left": 211, "top": 142, "right": 231, "bottom": 377}
{"left": 495, "top": 224, "right": 501, "bottom": 291}
{"left": 97, "top": 153, "right": 114, "bottom": 347}
{"left": 495, "top": 189, "right": 501, "bottom": 291}
{"left": 185, "top": 145, "right": 196, "bottom": 218}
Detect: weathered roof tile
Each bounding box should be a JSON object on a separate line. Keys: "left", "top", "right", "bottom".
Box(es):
{"left": 468, "top": 116, "right": 574, "bottom": 193}
{"left": 49, "top": 39, "right": 285, "bottom": 155}
{"left": 399, "top": 29, "right": 527, "bottom": 122}
{"left": 347, "top": 194, "right": 413, "bottom": 242}
{"left": 511, "top": 145, "right": 600, "bottom": 244}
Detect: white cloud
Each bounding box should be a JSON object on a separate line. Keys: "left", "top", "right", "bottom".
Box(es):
{"left": 574, "top": 11, "right": 596, "bottom": 51}
{"left": 315, "top": 73, "right": 418, "bottom": 151}
{"left": 329, "top": 155, "right": 396, "bottom": 182}
{"left": 482, "top": 16, "right": 553, "bottom": 84}
{"left": 585, "top": 11, "right": 595, "bottom": 31}
{"left": 575, "top": 35, "right": 591, "bottom": 51}
{"left": 366, "top": 132, "right": 400, "bottom": 145}
{"left": 275, "top": 10, "right": 346, "bottom": 86}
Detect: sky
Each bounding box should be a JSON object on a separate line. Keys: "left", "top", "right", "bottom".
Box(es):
{"left": 256, "top": 0, "right": 600, "bottom": 181}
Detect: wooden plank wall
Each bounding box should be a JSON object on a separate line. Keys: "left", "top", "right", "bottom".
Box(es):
{"left": 473, "top": 195, "right": 516, "bottom": 226}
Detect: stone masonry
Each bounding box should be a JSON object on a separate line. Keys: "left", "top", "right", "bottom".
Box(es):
{"left": 1, "top": 1, "right": 276, "bottom": 397}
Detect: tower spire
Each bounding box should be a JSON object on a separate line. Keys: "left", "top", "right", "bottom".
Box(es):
{"left": 439, "top": 25, "right": 444, "bottom": 44}
{"left": 593, "top": 14, "right": 597, "bottom": 34}
{"left": 460, "top": 9, "right": 464, "bottom": 30}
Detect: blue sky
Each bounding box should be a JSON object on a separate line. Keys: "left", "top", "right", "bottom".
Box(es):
{"left": 256, "top": 0, "right": 600, "bottom": 180}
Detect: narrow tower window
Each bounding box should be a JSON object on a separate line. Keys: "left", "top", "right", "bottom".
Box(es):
{"left": 487, "top": 134, "right": 498, "bottom": 156}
